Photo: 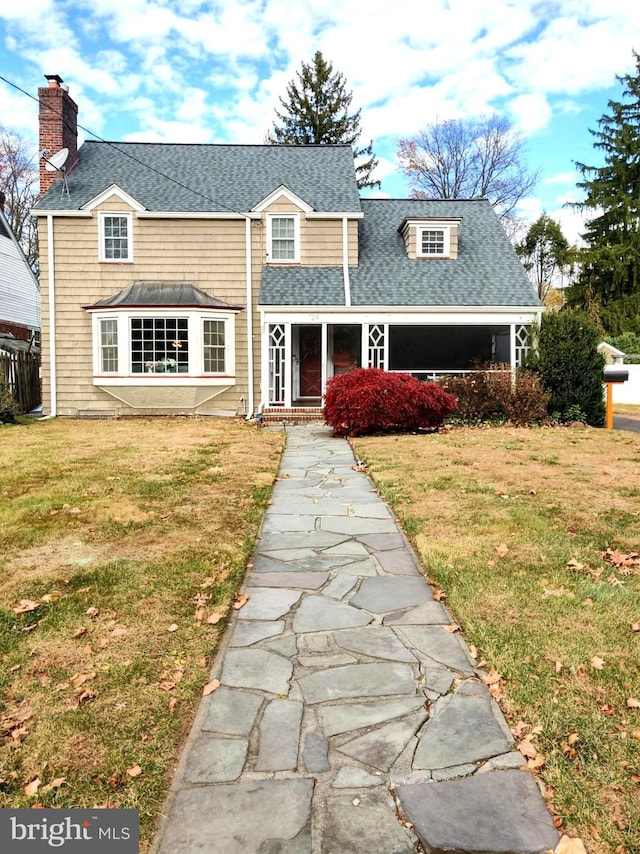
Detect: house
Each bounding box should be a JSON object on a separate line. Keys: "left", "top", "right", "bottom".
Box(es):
{"left": 32, "top": 75, "right": 541, "bottom": 419}
{"left": 0, "top": 194, "right": 40, "bottom": 348}
{"left": 598, "top": 341, "right": 625, "bottom": 366}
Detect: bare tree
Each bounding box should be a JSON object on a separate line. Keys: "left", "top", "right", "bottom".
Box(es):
{"left": 0, "top": 126, "right": 39, "bottom": 271}
{"left": 397, "top": 115, "right": 539, "bottom": 221}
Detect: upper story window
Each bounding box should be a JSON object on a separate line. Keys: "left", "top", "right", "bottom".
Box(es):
{"left": 99, "top": 212, "right": 133, "bottom": 262}
{"left": 267, "top": 213, "right": 300, "bottom": 263}
{"left": 417, "top": 225, "right": 450, "bottom": 258}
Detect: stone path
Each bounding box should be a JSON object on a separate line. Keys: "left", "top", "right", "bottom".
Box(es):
{"left": 152, "top": 425, "right": 559, "bottom": 854}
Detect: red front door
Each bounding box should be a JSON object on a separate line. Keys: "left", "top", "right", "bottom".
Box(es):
{"left": 299, "top": 326, "right": 322, "bottom": 398}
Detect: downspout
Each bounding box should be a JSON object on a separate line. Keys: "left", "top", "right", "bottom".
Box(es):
{"left": 47, "top": 214, "right": 57, "bottom": 417}
{"left": 245, "top": 216, "right": 254, "bottom": 418}
{"left": 342, "top": 217, "right": 351, "bottom": 307}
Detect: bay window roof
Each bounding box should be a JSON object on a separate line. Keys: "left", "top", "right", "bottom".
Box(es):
{"left": 84, "top": 282, "right": 243, "bottom": 311}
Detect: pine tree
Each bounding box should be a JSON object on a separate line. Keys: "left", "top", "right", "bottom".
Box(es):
{"left": 268, "top": 51, "right": 380, "bottom": 190}
{"left": 569, "top": 52, "right": 640, "bottom": 334}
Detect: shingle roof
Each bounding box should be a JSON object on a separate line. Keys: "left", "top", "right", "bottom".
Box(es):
{"left": 259, "top": 198, "right": 540, "bottom": 308}
{"left": 85, "top": 282, "right": 242, "bottom": 310}
{"left": 34, "top": 142, "right": 361, "bottom": 213}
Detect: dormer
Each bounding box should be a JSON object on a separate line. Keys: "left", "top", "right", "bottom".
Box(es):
{"left": 400, "top": 218, "right": 461, "bottom": 260}
{"left": 252, "top": 186, "right": 313, "bottom": 265}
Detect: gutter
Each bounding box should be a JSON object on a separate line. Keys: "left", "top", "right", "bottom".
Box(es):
{"left": 47, "top": 214, "right": 57, "bottom": 417}
{"left": 245, "top": 217, "right": 254, "bottom": 418}
{"left": 342, "top": 217, "right": 351, "bottom": 307}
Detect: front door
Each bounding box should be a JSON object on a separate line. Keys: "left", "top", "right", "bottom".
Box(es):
{"left": 297, "top": 325, "right": 322, "bottom": 399}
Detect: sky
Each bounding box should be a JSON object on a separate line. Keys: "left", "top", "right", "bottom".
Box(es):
{"left": 1, "top": 0, "right": 638, "bottom": 244}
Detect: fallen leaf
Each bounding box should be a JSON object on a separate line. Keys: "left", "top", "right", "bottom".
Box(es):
{"left": 168, "top": 698, "right": 179, "bottom": 713}
{"left": 528, "top": 753, "right": 546, "bottom": 771}
{"left": 630, "top": 730, "right": 640, "bottom": 741}
{"left": 126, "top": 765, "right": 142, "bottom": 778}
{"left": 24, "top": 777, "right": 41, "bottom": 797}
{"left": 70, "top": 672, "right": 96, "bottom": 689}
{"left": 588, "top": 826, "right": 601, "bottom": 841}
{"left": 110, "top": 626, "right": 127, "bottom": 637}
{"left": 555, "top": 660, "right": 563, "bottom": 673}
{"left": 567, "top": 732, "right": 579, "bottom": 746}
{"left": 41, "top": 777, "right": 66, "bottom": 793}
{"left": 41, "top": 593, "right": 60, "bottom": 603}
{"left": 194, "top": 607, "right": 205, "bottom": 622}
{"left": 158, "top": 681, "right": 176, "bottom": 692}
{"left": 203, "top": 679, "right": 220, "bottom": 696}
{"left": 200, "top": 577, "right": 215, "bottom": 589}
{"left": 511, "top": 720, "right": 529, "bottom": 739}
{"left": 443, "top": 624, "right": 460, "bottom": 633}
{"left": 600, "top": 704, "right": 615, "bottom": 717}
{"left": 85, "top": 607, "right": 99, "bottom": 618}
{"left": 232, "top": 594, "right": 249, "bottom": 610}
{"left": 591, "top": 656, "right": 605, "bottom": 670}
{"left": 207, "top": 612, "right": 223, "bottom": 625}
{"left": 71, "top": 626, "right": 87, "bottom": 639}
{"left": 627, "top": 697, "right": 640, "bottom": 709}
{"left": 518, "top": 738, "right": 538, "bottom": 760}
{"left": 13, "top": 600, "right": 39, "bottom": 615}
{"left": 496, "top": 543, "right": 509, "bottom": 558}
{"left": 555, "top": 835, "right": 588, "bottom": 854}
{"left": 432, "top": 588, "right": 447, "bottom": 601}
{"left": 481, "top": 670, "right": 503, "bottom": 686}
{"left": 76, "top": 690, "right": 98, "bottom": 704}
{"left": 167, "top": 623, "right": 179, "bottom": 633}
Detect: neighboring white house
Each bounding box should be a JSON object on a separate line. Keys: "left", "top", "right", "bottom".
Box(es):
{"left": 0, "top": 200, "right": 40, "bottom": 345}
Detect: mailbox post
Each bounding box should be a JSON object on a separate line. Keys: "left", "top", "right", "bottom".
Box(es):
{"left": 603, "top": 370, "right": 629, "bottom": 429}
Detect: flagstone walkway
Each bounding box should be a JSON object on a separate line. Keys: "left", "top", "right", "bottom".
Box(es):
{"left": 152, "top": 425, "right": 559, "bottom": 854}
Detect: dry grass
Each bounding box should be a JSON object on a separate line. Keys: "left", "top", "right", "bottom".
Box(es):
{"left": 353, "top": 424, "right": 640, "bottom": 854}
{"left": 0, "top": 417, "right": 284, "bottom": 848}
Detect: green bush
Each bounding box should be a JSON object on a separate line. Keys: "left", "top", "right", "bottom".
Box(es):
{"left": 440, "top": 368, "right": 549, "bottom": 426}
{"left": 0, "top": 381, "right": 18, "bottom": 424}
{"left": 532, "top": 312, "right": 605, "bottom": 427}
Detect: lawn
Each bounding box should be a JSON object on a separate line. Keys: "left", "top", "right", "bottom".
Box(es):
{"left": 0, "top": 417, "right": 284, "bottom": 849}
{"left": 353, "top": 423, "right": 640, "bottom": 854}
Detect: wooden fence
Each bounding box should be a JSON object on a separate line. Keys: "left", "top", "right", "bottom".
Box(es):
{"left": 0, "top": 350, "right": 41, "bottom": 413}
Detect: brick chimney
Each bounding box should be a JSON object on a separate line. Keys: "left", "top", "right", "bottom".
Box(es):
{"left": 38, "top": 74, "right": 78, "bottom": 196}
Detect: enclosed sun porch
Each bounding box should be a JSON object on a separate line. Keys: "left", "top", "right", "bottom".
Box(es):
{"left": 261, "top": 315, "right": 535, "bottom": 411}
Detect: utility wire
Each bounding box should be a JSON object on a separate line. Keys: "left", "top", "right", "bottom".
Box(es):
{"left": 0, "top": 73, "right": 254, "bottom": 218}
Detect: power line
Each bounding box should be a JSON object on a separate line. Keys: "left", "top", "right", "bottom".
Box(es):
{"left": 0, "top": 73, "right": 252, "bottom": 218}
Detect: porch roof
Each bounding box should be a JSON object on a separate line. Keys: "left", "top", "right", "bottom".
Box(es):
{"left": 259, "top": 198, "right": 540, "bottom": 309}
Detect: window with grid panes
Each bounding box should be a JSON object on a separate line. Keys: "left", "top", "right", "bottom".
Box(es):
{"left": 130, "top": 317, "right": 189, "bottom": 373}
{"left": 203, "top": 319, "right": 226, "bottom": 373}
{"left": 101, "top": 214, "right": 131, "bottom": 260}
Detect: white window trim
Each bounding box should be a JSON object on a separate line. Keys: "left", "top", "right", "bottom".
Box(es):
{"left": 266, "top": 212, "right": 300, "bottom": 263}
{"left": 98, "top": 211, "right": 133, "bottom": 262}
{"left": 90, "top": 308, "right": 236, "bottom": 385}
{"left": 416, "top": 223, "right": 451, "bottom": 258}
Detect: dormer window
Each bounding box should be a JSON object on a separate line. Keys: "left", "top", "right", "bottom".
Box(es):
{"left": 400, "top": 217, "right": 460, "bottom": 260}
{"left": 267, "top": 213, "right": 300, "bottom": 263}
{"left": 417, "top": 225, "right": 450, "bottom": 258}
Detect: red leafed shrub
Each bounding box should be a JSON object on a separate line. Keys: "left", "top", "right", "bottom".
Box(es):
{"left": 323, "top": 368, "right": 457, "bottom": 437}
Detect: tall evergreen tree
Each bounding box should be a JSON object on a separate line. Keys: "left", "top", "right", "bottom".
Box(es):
{"left": 569, "top": 52, "right": 640, "bottom": 334}
{"left": 268, "top": 52, "right": 380, "bottom": 190}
